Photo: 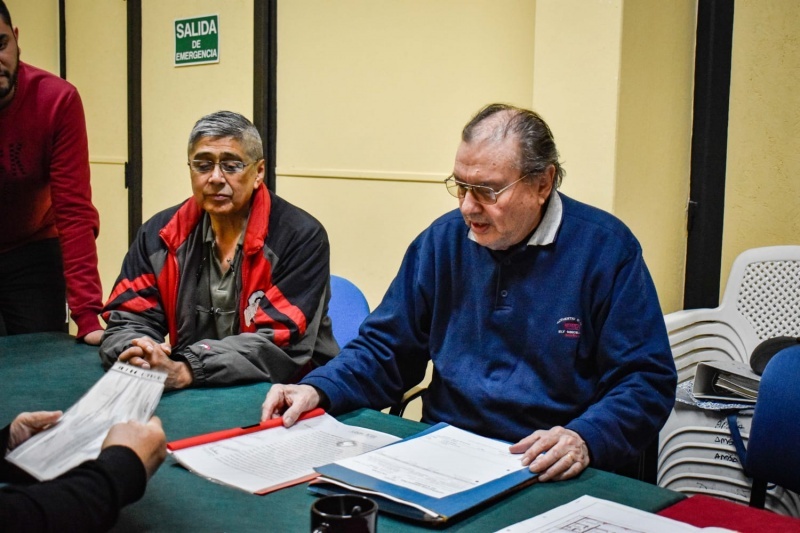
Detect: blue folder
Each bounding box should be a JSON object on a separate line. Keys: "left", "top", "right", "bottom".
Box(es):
{"left": 309, "top": 423, "right": 538, "bottom": 524}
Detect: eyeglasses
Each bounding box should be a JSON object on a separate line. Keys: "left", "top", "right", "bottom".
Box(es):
{"left": 188, "top": 159, "right": 258, "bottom": 175}
{"left": 444, "top": 174, "right": 529, "bottom": 205}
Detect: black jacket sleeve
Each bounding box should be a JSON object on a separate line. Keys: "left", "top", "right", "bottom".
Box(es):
{"left": 1, "top": 426, "right": 147, "bottom": 533}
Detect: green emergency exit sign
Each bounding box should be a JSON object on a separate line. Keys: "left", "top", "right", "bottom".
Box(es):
{"left": 175, "top": 14, "right": 219, "bottom": 66}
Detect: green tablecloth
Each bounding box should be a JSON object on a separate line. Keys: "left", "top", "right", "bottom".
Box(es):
{"left": 0, "top": 333, "right": 684, "bottom": 531}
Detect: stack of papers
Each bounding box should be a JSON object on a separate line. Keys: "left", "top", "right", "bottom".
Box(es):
{"left": 6, "top": 362, "right": 166, "bottom": 480}
{"left": 310, "top": 423, "right": 536, "bottom": 524}
{"left": 167, "top": 410, "right": 400, "bottom": 494}
{"left": 496, "top": 495, "right": 737, "bottom": 533}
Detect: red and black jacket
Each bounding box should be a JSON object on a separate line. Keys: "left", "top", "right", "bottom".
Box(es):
{"left": 100, "top": 186, "right": 338, "bottom": 385}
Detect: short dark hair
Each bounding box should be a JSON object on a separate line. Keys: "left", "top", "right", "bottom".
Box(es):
{"left": 462, "top": 103, "right": 565, "bottom": 188}
{"left": 0, "top": 0, "right": 13, "bottom": 27}
{"left": 188, "top": 111, "right": 263, "bottom": 161}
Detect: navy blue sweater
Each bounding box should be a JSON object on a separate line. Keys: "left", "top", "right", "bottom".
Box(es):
{"left": 304, "top": 193, "right": 677, "bottom": 470}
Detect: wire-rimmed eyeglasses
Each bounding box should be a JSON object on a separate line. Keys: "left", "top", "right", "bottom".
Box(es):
{"left": 188, "top": 159, "right": 259, "bottom": 175}
{"left": 444, "top": 174, "right": 529, "bottom": 205}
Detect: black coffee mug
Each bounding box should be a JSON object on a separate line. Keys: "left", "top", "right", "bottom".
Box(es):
{"left": 310, "top": 495, "right": 378, "bottom": 533}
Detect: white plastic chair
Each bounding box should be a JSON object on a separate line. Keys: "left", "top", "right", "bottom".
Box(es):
{"left": 665, "top": 245, "right": 800, "bottom": 382}
{"left": 659, "top": 246, "right": 800, "bottom": 512}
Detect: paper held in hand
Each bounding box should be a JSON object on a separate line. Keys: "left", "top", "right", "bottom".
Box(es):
{"left": 167, "top": 410, "right": 401, "bottom": 494}
{"left": 6, "top": 362, "right": 166, "bottom": 481}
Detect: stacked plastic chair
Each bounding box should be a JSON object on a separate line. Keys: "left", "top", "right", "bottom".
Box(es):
{"left": 658, "top": 246, "right": 800, "bottom": 516}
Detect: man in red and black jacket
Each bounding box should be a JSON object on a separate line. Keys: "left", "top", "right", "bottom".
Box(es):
{"left": 100, "top": 111, "right": 338, "bottom": 390}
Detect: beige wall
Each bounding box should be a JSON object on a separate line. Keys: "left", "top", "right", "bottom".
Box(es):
{"left": 722, "top": 0, "right": 800, "bottom": 293}
{"left": 533, "top": 0, "right": 696, "bottom": 314}
{"left": 65, "top": 0, "right": 129, "bottom": 309}
{"left": 5, "top": 0, "right": 58, "bottom": 74}
{"left": 533, "top": 0, "right": 623, "bottom": 213}
{"left": 276, "top": 0, "right": 537, "bottom": 307}
{"left": 615, "top": 1, "right": 696, "bottom": 313}
{"left": 141, "top": 0, "right": 254, "bottom": 220}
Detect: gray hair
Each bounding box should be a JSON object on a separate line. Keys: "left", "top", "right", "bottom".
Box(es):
{"left": 462, "top": 103, "right": 565, "bottom": 189}
{"left": 188, "top": 111, "right": 263, "bottom": 161}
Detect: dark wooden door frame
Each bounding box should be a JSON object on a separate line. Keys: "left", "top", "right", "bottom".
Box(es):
{"left": 126, "top": 0, "right": 143, "bottom": 246}
{"left": 58, "top": 0, "right": 66, "bottom": 79}
{"left": 125, "top": 0, "right": 278, "bottom": 243}
{"left": 684, "top": 0, "right": 735, "bottom": 310}
{"left": 254, "top": 0, "right": 278, "bottom": 192}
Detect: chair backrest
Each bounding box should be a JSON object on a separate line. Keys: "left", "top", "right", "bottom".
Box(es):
{"left": 746, "top": 345, "right": 800, "bottom": 499}
{"left": 718, "top": 245, "right": 800, "bottom": 357}
{"left": 328, "top": 275, "right": 370, "bottom": 348}
{"left": 664, "top": 245, "right": 800, "bottom": 382}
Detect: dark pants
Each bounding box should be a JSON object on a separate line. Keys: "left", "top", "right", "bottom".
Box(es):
{"left": 0, "top": 238, "right": 67, "bottom": 336}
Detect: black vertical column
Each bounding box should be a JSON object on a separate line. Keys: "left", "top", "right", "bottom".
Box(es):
{"left": 58, "top": 0, "right": 66, "bottom": 79}
{"left": 127, "top": 0, "right": 143, "bottom": 245}
{"left": 253, "top": 0, "right": 278, "bottom": 192}
{"left": 684, "top": 0, "right": 735, "bottom": 309}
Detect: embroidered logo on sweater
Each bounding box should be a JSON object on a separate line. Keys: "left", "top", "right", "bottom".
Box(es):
{"left": 557, "top": 317, "right": 582, "bottom": 339}
{"left": 244, "top": 290, "right": 265, "bottom": 326}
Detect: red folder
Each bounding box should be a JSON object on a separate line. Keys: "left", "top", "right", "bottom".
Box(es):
{"left": 166, "top": 408, "right": 327, "bottom": 494}
{"left": 167, "top": 408, "right": 326, "bottom": 451}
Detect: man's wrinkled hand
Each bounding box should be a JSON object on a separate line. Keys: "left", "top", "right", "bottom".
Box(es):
{"left": 119, "top": 337, "right": 192, "bottom": 390}
{"left": 261, "top": 384, "right": 320, "bottom": 426}
{"left": 509, "top": 426, "right": 590, "bottom": 482}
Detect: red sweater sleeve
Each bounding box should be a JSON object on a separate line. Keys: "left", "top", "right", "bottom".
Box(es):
{"left": 47, "top": 87, "right": 103, "bottom": 337}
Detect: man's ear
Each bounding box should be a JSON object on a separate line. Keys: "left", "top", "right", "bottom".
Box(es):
{"left": 536, "top": 165, "right": 556, "bottom": 201}
{"left": 254, "top": 159, "right": 266, "bottom": 189}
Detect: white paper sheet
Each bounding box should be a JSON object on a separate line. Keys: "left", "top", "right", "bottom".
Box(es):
{"left": 495, "top": 495, "right": 738, "bottom": 533}
{"left": 6, "top": 363, "right": 166, "bottom": 481}
{"left": 170, "top": 413, "right": 400, "bottom": 494}
{"left": 332, "top": 424, "right": 526, "bottom": 498}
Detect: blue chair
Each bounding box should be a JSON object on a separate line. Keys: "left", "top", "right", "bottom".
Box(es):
{"left": 746, "top": 344, "right": 800, "bottom": 508}
{"left": 329, "top": 275, "right": 370, "bottom": 348}
{"left": 328, "top": 276, "right": 425, "bottom": 419}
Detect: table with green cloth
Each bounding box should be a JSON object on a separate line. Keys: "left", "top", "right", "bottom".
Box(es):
{"left": 0, "top": 333, "right": 684, "bottom": 531}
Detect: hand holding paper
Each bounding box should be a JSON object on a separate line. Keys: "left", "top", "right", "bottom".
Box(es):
{"left": 104, "top": 417, "right": 167, "bottom": 479}
{"left": 7, "top": 411, "right": 62, "bottom": 452}
{"left": 6, "top": 362, "right": 167, "bottom": 480}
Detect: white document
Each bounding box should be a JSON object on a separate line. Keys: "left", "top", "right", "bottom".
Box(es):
{"left": 333, "top": 424, "right": 526, "bottom": 498}
{"left": 170, "top": 413, "right": 400, "bottom": 494}
{"left": 495, "top": 495, "right": 737, "bottom": 533}
{"left": 7, "top": 362, "right": 166, "bottom": 481}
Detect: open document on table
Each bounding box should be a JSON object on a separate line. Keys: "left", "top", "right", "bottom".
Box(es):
{"left": 495, "top": 495, "right": 737, "bottom": 533}
{"left": 167, "top": 409, "right": 400, "bottom": 494}
{"left": 6, "top": 362, "right": 166, "bottom": 481}
{"left": 310, "top": 423, "right": 538, "bottom": 524}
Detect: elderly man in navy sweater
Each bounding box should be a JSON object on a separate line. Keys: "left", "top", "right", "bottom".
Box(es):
{"left": 262, "top": 103, "right": 677, "bottom": 482}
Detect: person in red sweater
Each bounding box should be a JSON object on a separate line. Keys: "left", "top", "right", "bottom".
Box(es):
{"left": 0, "top": 0, "right": 104, "bottom": 344}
